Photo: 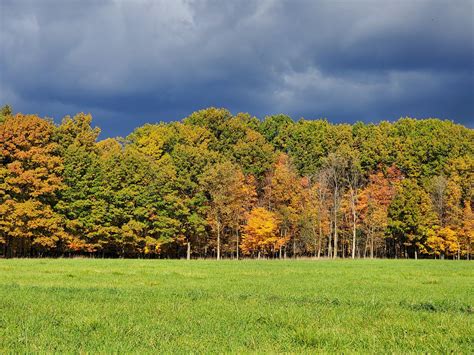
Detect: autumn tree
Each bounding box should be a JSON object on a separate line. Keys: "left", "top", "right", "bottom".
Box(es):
{"left": 264, "top": 154, "right": 303, "bottom": 257}
{"left": 358, "top": 166, "right": 401, "bottom": 258}
{"left": 201, "top": 161, "right": 253, "bottom": 260}
{"left": 0, "top": 114, "right": 66, "bottom": 256}
{"left": 1, "top": 107, "right": 472, "bottom": 259}
{"left": 241, "top": 207, "right": 281, "bottom": 258}
{"left": 425, "top": 226, "right": 460, "bottom": 259}
{"left": 460, "top": 201, "right": 473, "bottom": 259}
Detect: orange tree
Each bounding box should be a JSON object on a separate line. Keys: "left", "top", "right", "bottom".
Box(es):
{"left": 241, "top": 207, "right": 282, "bottom": 258}
{"left": 0, "top": 114, "right": 66, "bottom": 256}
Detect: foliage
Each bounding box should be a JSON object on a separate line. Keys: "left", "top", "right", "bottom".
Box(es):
{"left": 0, "top": 114, "right": 66, "bottom": 255}
{"left": 0, "top": 107, "right": 472, "bottom": 258}
{"left": 0, "top": 104, "right": 13, "bottom": 124}
{"left": 388, "top": 179, "right": 437, "bottom": 258}
{"left": 240, "top": 207, "right": 282, "bottom": 256}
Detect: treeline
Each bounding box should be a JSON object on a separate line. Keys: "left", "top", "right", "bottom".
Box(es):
{"left": 0, "top": 105, "right": 473, "bottom": 259}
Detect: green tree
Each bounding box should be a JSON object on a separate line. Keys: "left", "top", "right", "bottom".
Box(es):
{"left": 54, "top": 113, "right": 102, "bottom": 253}
{"left": 388, "top": 179, "right": 436, "bottom": 259}
{"left": 259, "top": 114, "right": 293, "bottom": 149}
{"left": 0, "top": 104, "right": 13, "bottom": 124}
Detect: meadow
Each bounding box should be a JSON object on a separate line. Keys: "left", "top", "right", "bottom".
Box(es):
{"left": 0, "top": 259, "right": 472, "bottom": 353}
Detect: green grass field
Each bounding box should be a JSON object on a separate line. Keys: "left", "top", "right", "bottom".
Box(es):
{"left": 0, "top": 259, "right": 472, "bottom": 353}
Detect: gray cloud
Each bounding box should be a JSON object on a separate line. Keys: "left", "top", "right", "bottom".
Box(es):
{"left": 1, "top": 0, "right": 473, "bottom": 137}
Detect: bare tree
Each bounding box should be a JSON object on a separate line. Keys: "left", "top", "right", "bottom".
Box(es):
{"left": 346, "top": 157, "right": 362, "bottom": 259}
{"left": 315, "top": 171, "right": 331, "bottom": 258}
{"left": 323, "top": 153, "right": 348, "bottom": 258}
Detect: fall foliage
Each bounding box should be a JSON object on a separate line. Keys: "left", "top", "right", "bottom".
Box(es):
{"left": 0, "top": 106, "right": 473, "bottom": 258}
{"left": 241, "top": 207, "right": 281, "bottom": 258}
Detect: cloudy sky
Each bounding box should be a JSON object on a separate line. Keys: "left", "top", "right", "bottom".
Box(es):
{"left": 1, "top": 0, "right": 473, "bottom": 137}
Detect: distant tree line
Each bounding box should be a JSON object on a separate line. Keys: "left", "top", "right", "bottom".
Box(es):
{"left": 0, "top": 105, "right": 473, "bottom": 259}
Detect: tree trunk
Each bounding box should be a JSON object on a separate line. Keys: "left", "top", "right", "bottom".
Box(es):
{"left": 236, "top": 229, "right": 239, "bottom": 260}
{"left": 317, "top": 229, "right": 322, "bottom": 259}
{"left": 352, "top": 208, "right": 356, "bottom": 259}
{"left": 186, "top": 241, "right": 191, "bottom": 260}
{"left": 328, "top": 223, "right": 333, "bottom": 257}
{"left": 370, "top": 230, "right": 374, "bottom": 259}
{"left": 314, "top": 233, "right": 318, "bottom": 258}
{"left": 333, "top": 187, "right": 338, "bottom": 259}
{"left": 342, "top": 237, "right": 345, "bottom": 258}
{"left": 293, "top": 236, "right": 296, "bottom": 259}
{"left": 316, "top": 223, "right": 322, "bottom": 258}
{"left": 216, "top": 221, "right": 221, "bottom": 261}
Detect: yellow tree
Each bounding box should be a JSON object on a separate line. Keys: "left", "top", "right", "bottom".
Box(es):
{"left": 426, "top": 174, "right": 464, "bottom": 259}
{"left": 228, "top": 174, "right": 257, "bottom": 259}
{"left": 425, "top": 227, "right": 459, "bottom": 258}
{"left": 241, "top": 207, "right": 281, "bottom": 258}
{"left": 460, "top": 201, "right": 473, "bottom": 259}
{"left": 264, "top": 154, "right": 303, "bottom": 258}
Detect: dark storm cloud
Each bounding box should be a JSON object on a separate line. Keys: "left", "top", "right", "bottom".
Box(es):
{"left": 1, "top": 0, "right": 473, "bottom": 137}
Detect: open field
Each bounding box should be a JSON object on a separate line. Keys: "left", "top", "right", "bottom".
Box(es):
{"left": 0, "top": 259, "right": 472, "bottom": 353}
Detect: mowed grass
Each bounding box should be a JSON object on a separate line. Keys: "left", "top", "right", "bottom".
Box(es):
{"left": 0, "top": 259, "right": 472, "bottom": 353}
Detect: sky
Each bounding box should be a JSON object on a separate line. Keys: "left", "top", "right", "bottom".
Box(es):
{"left": 1, "top": 0, "right": 473, "bottom": 137}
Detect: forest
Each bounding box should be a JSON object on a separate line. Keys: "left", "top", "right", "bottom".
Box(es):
{"left": 0, "top": 105, "right": 473, "bottom": 259}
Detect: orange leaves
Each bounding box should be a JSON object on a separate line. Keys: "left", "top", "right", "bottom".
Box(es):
{"left": 241, "top": 207, "right": 283, "bottom": 255}
{"left": 0, "top": 114, "right": 67, "bottom": 255}
{"left": 1, "top": 114, "right": 55, "bottom": 157}
{"left": 1, "top": 114, "right": 63, "bottom": 200}
{"left": 359, "top": 167, "right": 401, "bottom": 224}
{"left": 0, "top": 199, "right": 63, "bottom": 246}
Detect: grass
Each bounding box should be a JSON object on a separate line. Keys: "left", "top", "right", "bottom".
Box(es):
{"left": 0, "top": 259, "right": 472, "bottom": 353}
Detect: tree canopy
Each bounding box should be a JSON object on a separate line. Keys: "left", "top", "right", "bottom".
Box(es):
{"left": 1, "top": 106, "right": 473, "bottom": 259}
